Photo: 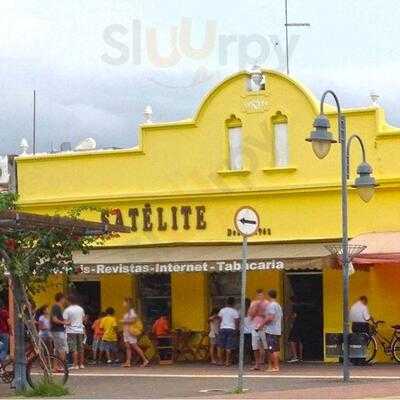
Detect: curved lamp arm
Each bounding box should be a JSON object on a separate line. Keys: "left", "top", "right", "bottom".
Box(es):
{"left": 346, "top": 134, "right": 367, "bottom": 179}
{"left": 320, "top": 90, "right": 345, "bottom": 144}
{"left": 320, "top": 90, "right": 342, "bottom": 115}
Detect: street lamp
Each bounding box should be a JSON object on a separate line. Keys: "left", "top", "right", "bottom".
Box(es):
{"left": 306, "top": 90, "right": 378, "bottom": 382}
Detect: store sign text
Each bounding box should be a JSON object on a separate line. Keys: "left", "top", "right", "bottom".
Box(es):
{"left": 77, "top": 259, "right": 285, "bottom": 275}
{"left": 101, "top": 204, "right": 207, "bottom": 232}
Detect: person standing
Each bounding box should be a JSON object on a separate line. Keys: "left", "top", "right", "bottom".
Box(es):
{"left": 248, "top": 289, "right": 269, "bottom": 370}
{"left": 91, "top": 311, "right": 106, "bottom": 364}
{"left": 121, "top": 298, "right": 149, "bottom": 368}
{"left": 50, "top": 293, "right": 68, "bottom": 363}
{"left": 263, "top": 289, "right": 283, "bottom": 372}
{"left": 208, "top": 307, "right": 220, "bottom": 364}
{"left": 0, "top": 299, "right": 10, "bottom": 364}
{"left": 100, "top": 307, "right": 119, "bottom": 364}
{"left": 216, "top": 297, "right": 239, "bottom": 367}
{"left": 287, "top": 295, "right": 306, "bottom": 363}
{"left": 243, "top": 298, "right": 253, "bottom": 365}
{"left": 63, "top": 294, "right": 86, "bottom": 370}
{"left": 37, "top": 305, "right": 52, "bottom": 352}
{"left": 350, "top": 296, "right": 371, "bottom": 333}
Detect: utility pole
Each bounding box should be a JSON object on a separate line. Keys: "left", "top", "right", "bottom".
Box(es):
{"left": 284, "top": 0, "right": 310, "bottom": 75}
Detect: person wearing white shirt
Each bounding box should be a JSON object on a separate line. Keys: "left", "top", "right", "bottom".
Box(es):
{"left": 350, "top": 296, "right": 371, "bottom": 334}
{"left": 63, "top": 294, "right": 86, "bottom": 370}
{"left": 216, "top": 297, "right": 239, "bottom": 366}
{"left": 263, "top": 289, "right": 283, "bottom": 372}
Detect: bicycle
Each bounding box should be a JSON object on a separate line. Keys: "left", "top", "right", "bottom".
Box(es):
{"left": 0, "top": 341, "right": 68, "bottom": 388}
{"left": 364, "top": 320, "right": 400, "bottom": 363}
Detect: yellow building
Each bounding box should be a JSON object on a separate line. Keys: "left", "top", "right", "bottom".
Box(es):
{"left": 15, "top": 69, "right": 400, "bottom": 362}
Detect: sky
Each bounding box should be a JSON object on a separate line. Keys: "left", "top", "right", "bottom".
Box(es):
{"left": 1, "top": 0, "right": 400, "bottom": 154}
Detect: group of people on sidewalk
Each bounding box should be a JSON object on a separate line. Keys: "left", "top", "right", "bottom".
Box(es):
{"left": 208, "top": 289, "right": 283, "bottom": 372}
{"left": 35, "top": 293, "right": 150, "bottom": 369}
{"left": 0, "top": 289, "right": 374, "bottom": 373}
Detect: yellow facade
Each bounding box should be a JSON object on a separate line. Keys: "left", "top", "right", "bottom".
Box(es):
{"left": 15, "top": 70, "right": 400, "bottom": 362}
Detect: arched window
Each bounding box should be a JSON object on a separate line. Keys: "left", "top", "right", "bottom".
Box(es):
{"left": 226, "top": 115, "right": 243, "bottom": 170}
{"left": 272, "top": 112, "right": 289, "bottom": 167}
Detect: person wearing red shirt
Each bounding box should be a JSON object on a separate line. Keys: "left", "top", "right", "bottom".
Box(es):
{"left": 152, "top": 315, "right": 170, "bottom": 337}
{"left": 0, "top": 298, "right": 10, "bottom": 364}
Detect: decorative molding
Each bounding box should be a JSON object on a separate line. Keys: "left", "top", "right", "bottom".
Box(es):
{"left": 375, "top": 132, "right": 400, "bottom": 140}
{"left": 262, "top": 166, "right": 297, "bottom": 173}
{"left": 217, "top": 169, "right": 251, "bottom": 176}
{"left": 242, "top": 95, "right": 269, "bottom": 114}
{"left": 16, "top": 176, "right": 395, "bottom": 208}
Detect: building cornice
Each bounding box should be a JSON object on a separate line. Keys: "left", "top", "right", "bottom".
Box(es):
{"left": 17, "top": 176, "right": 399, "bottom": 208}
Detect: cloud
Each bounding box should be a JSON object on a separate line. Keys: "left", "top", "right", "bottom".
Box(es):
{"left": 1, "top": 0, "right": 400, "bottom": 155}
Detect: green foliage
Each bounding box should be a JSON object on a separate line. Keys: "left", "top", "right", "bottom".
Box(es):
{"left": 0, "top": 192, "right": 17, "bottom": 211}
{"left": 0, "top": 192, "right": 116, "bottom": 295}
{"left": 19, "top": 379, "right": 70, "bottom": 397}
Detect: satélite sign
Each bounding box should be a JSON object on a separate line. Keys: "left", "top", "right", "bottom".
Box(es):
{"left": 234, "top": 206, "right": 260, "bottom": 237}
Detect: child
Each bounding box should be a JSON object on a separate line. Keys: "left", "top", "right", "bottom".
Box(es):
{"left": 100, "top": 307, "right": 118, "bottom": 364}
{"left": 208, "top": 307, "right": 220, "bottom": 364}
{"left": 91, "top": 311, "right": 106, "bottom": 364}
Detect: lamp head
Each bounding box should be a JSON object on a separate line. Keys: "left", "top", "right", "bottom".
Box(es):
{"left": 306, "top": 114, "right": 337, "bottom": 159}
{"left": 352, "top": 161, "right": 378, "bottom": 202}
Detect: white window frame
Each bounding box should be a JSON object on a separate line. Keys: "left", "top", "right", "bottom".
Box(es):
{"left": 228, "top": 126, "right": 243, "bottom": 170}
{"left": 274, "top": 122, "right": 289, "bottom": 167}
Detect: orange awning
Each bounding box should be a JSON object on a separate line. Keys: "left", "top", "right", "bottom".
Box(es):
{"left": 349, "top": 232, "right": 400, "bottom": 265}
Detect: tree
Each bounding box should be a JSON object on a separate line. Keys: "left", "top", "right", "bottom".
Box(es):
{"left": 0, "top": 192, "right": 124, "bottom": 390}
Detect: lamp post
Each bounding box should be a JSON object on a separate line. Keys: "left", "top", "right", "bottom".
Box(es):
{"left": 306, "top": 90, "right": 378, "bottom": 382}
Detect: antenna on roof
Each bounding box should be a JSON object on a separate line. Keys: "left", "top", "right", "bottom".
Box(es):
{"left": 144, "top": 105, "right": 153, "bottom": 124}
{"left": 284, "top": 0, "right": 310, "bottom": 75}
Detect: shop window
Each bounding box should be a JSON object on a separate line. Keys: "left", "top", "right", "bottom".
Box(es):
{"left": 209, "top": 272, "right": 240, "bottom": 310}
{"left": 226, "top": 115, "right": 243, "bottom": 171}
{"left": 272, "top": 112, "right": 289, "bottom": 167}
{"left": 139, "top": 274, "right": 171, "bottom": 330}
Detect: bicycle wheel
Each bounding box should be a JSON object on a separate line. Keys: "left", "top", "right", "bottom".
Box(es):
{"left": 26, "top": 354, "right": 68, "bottom": 389}
{"left": 1, "top": 359, "right": 15, "bottom": 384}
{"left": 391, "top": 337, "right": 400, "bottom": 363}
{"left": 365, "top": 335, "right": 378, "bottom": 363}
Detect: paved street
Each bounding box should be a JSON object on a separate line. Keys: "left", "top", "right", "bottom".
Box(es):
{"left": 2, "top": 363, "right": 400, "bottom": 399}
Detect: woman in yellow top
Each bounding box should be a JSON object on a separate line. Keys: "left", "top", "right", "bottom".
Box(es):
{"left": 100, "top": 307, "right": 119, "bottom": 364}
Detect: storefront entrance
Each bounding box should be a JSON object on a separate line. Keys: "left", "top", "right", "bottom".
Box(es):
{"left": 284, "top": 271, "right": 324, "bottom": 361}
{"left": 72, "top": 280, "right": 101, "bottom": 317}
{"left": 138, "top": 274, "right": 171, "bottom": 329}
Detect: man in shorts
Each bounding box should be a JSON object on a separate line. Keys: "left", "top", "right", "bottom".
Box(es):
{"left": 63, "top": 294, "right": 86, "bottom": 370}
{"left": 50, "top": 293, "right": 68, "bottom": 363}
{"left": 263, "top": 289, "right": 283, "bottom": 372}
{"left": 217, "top": 297, "right": 239, "bottom": 366}
{"left": 248, "top": 289, "right": 269, "bottom": 370}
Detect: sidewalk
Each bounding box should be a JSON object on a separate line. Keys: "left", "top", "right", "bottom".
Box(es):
{"left": 2, "top": 362, "right": 400, "bottom": 399}
{"left": 64, "top": 361, "right": 400, "bottom": 378}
